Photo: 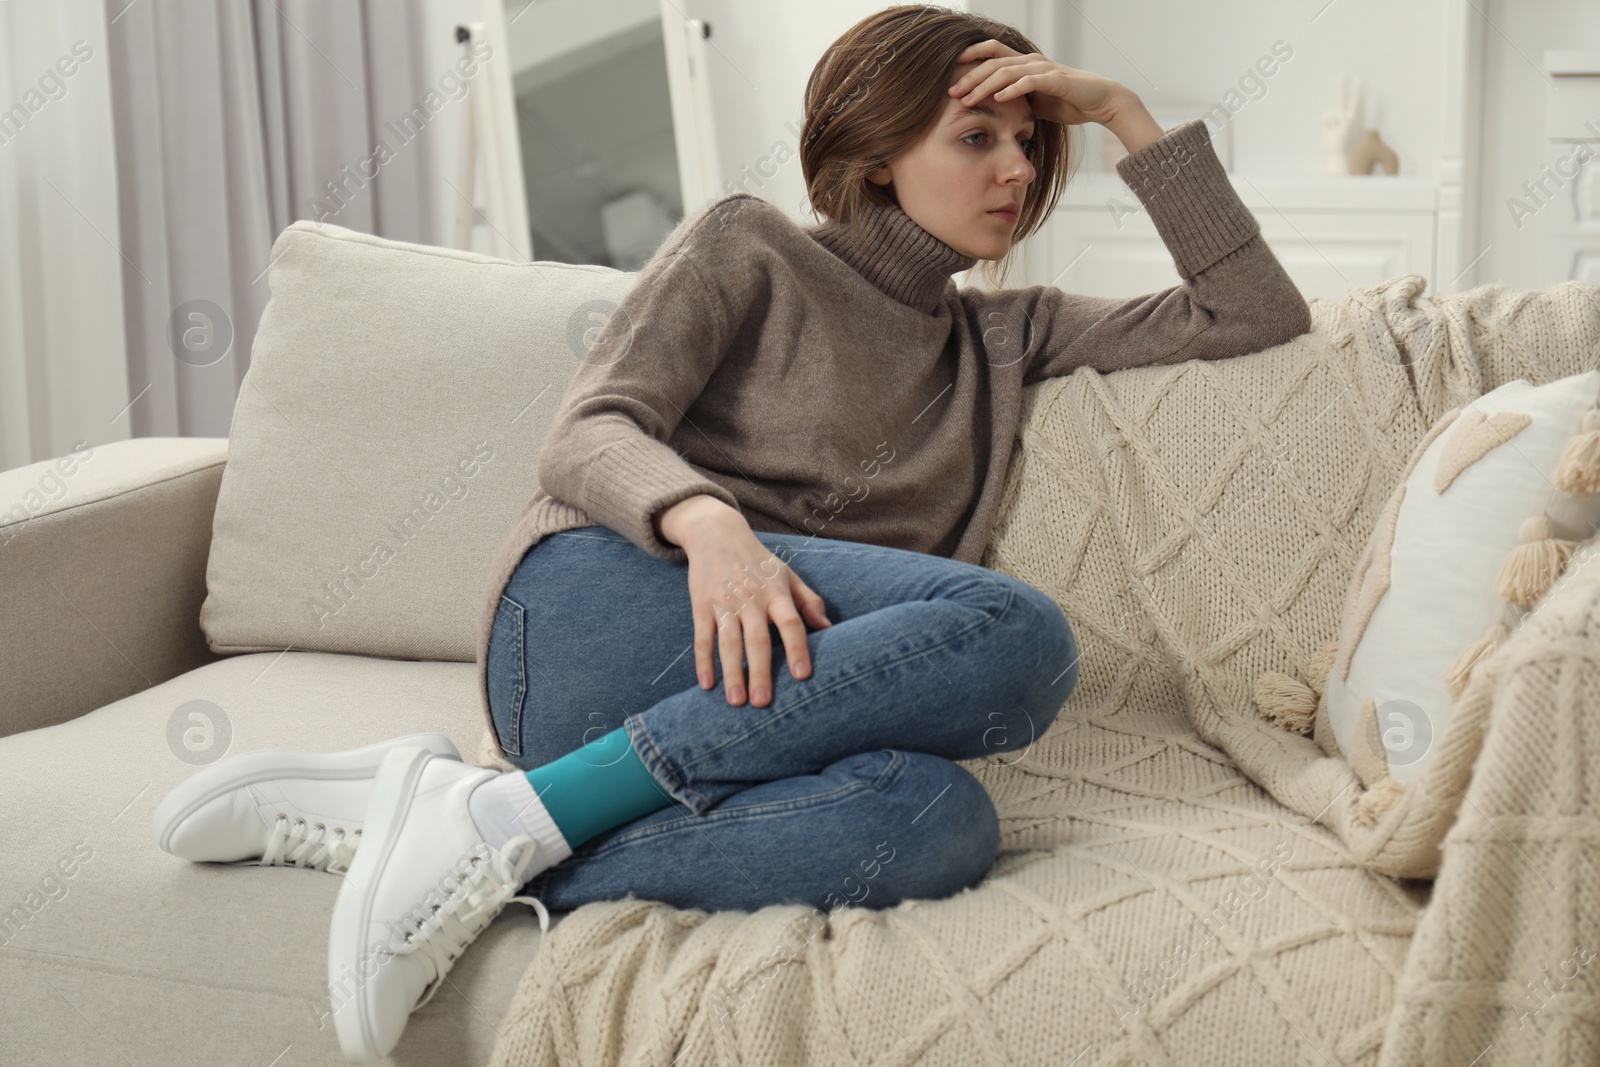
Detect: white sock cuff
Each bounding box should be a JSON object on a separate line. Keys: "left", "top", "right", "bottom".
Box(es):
{"left": 469, "top": 771, "right": 573, "bottom": 866}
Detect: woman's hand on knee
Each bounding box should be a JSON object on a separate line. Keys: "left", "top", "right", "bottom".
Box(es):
{"left": 674, "top": 507, "right": 832, "bottom": 707}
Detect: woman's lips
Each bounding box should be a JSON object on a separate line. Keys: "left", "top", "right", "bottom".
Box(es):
{"left": 988, "top": 208, "right": 1017, "bottom": 223}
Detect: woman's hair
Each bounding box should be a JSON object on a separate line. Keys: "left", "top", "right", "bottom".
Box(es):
{"left": 800, "top": 4, "right": 1079, "bottom": 290}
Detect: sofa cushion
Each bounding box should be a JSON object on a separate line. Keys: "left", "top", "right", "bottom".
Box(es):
{"left": 0, "top": 652, "right": 559, "bottom": 1066}
{"left": 200, "top": 221, "right": 634, "bottom": 662}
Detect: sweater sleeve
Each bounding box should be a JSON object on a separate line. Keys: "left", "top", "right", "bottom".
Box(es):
{"left": 535, "top": 209, "right": 745, "bottom": 563}
{"left": 965, "top": 118, "right": 1313, "bottom": 386}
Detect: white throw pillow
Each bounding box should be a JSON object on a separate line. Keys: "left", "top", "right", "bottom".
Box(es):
{"left": 1315, "top": 370, "right": 1600, "bottom": 787}
{"left": 200, "top": 221, "right": 636, "bottom": 662}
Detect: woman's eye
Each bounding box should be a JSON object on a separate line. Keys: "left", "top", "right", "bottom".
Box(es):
{"left": 963, "top": 131, "right": 1036, "bottom": 152}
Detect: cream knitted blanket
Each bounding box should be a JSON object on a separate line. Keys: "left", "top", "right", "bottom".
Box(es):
{"left": 485, "top": 275, "right": 1600, "bottom": 1066}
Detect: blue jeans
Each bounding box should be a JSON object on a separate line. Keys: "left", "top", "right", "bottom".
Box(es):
{"left": 485, "top": 526, "right": 1080, "bottom": 913}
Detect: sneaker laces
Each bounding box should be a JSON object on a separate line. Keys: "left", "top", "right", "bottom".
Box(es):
{"left": 395, "top": 833, "right": 551, "bottom": 1010}
{"left": 260, "top": 814, "right": 361, "bottom": 874}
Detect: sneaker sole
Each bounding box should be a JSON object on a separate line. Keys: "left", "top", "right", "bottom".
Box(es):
{"left": 151, "top": 733, "right": 461, "bottom": 855}
{"left": 329, "top": 744, "right": 438, "bottom": 1062}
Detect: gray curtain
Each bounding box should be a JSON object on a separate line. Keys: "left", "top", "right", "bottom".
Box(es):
{"left": 106, "top": 0, "right": 431, "bottom": 439}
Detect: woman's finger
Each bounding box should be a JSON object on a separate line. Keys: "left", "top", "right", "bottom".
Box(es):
{"left": 949, "top": 55, "right": 1027, "bottom": 98}
{"left": 693, "top": 594, "right": 716, "bottom": 689}
{"left": 716, "top": 601, "right": 747, "bottom": 705}
{"left": 992, "top": 73, "right": 1037, "bottom": 101}
{"left": 791, "top": 577, "right": 833, "bottom": 631}
{"left": 948, "top": 42, "right": 1021, "bottom": 92}
{"left": 957, "top": 58, "right": 1042, "bottom": 106}
{"left": 956, "top": 38, "right": 1020, "bottom": 64}
{"left": 769, "top": 598, "right": 813, "bottom": 682}
{"left": 742, "top": 607, "right": 773, "bottom": 707}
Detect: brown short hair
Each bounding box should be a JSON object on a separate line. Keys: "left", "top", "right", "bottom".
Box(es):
{"left": 800, "top": 4, "right": 1079, "bottom": 290}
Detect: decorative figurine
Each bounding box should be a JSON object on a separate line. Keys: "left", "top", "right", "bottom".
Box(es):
{"left": 1349, "top": 128, "right": 1400, "bottom": 175}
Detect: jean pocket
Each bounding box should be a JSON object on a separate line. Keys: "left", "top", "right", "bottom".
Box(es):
{"left": 487, "top": 594, "right": 527, "bottom": 758}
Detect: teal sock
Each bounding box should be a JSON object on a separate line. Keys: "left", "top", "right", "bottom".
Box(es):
{"left": 525, "top": 726, "right": 672, "bottom": 847}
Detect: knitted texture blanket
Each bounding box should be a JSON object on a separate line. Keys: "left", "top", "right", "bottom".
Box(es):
{"left": 484, "top": 275, "right": 1600, "bottom": 1066}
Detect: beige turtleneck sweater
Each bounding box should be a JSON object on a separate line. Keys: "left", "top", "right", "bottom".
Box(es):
{"left": 471, "top": 117, "right": 1311, "bottom": 747}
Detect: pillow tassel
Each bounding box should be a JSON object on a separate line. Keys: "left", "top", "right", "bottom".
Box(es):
{"left": 1494, "top": 514, "right": 1577, "bottom": 611}
{"left": 1554, "top": 408, "right": 1600, "bottom": 496}
{"left": 1442, "top": 622, "right": 1510, "bottom": 698}
{"left": 1353, "top": 777, "right": 1406, "bottom": 828}
{"left": 1253, "top": 671, "right": 1316, "bottom": 735}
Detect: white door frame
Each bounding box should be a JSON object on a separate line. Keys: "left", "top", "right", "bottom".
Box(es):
{"left": 1438, "top": 0, "right": 1488, "bottom": 293}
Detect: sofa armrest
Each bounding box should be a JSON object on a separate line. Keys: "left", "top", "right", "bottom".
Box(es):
{"left": 0, "top": 437, "right": 229, "bottom": 737}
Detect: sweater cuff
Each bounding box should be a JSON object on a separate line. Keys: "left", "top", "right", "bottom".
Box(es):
{"left": 1115, "top": 117, "right": 1261, "bottom": 278}
{"left": 583, "top": 436, "right": 741, "bottom": 562}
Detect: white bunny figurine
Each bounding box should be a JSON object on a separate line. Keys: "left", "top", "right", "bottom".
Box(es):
{"left": 1323, "top": 75, "right": 1361, "bottom": 176}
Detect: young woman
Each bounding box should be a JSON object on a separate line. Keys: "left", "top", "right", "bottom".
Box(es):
{"left": 152, "top": 6, "right": 1311, "bottom": 1061}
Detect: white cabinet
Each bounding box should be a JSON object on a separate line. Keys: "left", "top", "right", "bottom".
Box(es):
{"left": 1028, "top": 173, "right": 1438, "bottom": 303}
{"left": 1540, "top": 50, "right": 1600, "bottom": 286}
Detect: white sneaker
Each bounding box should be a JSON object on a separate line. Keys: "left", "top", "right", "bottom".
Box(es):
{"left": 151, "top": 733, "right": 462, "bottom": 875}
{"left": 328, "top": 746, "right": 558, "bottom": 1063}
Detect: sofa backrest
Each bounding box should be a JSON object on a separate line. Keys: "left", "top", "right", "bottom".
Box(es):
{"left": 983, "top": 274, "right": 1600, "bottom": 760}
{"left": 200, "top": 221, "right": 636, "bottom": 662}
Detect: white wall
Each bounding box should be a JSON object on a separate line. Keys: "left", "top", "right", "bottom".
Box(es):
{"left": 1062, "top": 0, "right": 1447, "bottom": 180}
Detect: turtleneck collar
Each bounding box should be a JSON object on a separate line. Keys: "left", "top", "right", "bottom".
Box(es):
{"left": 807, "top": 197, "right": 978, "bottom": 314}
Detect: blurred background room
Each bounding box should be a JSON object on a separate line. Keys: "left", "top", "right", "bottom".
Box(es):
{"left": 1, "top": 0, "right": 1597, "bottom": 472}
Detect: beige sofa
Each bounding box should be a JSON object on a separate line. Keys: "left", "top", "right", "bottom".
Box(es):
{"left": 3, "top": 219, "right": 1597, "bottom": 1066}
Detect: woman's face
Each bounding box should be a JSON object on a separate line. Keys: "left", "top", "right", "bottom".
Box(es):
{"left": 867, "top": 58, "right": 1037, "bottom": 261}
